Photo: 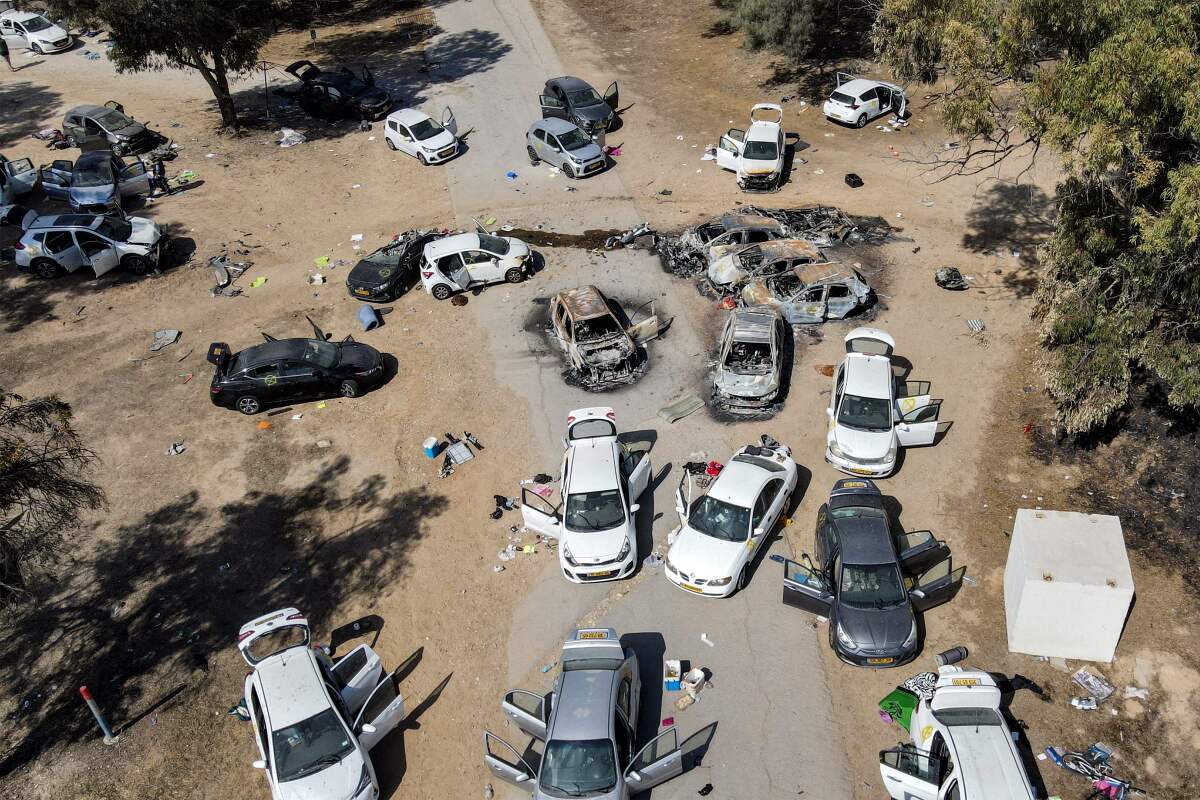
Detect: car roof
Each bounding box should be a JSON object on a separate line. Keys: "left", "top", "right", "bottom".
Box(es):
{"left": 753, "top": 239, "right": 822, "bottom": 261}
{"left": 387, "top": 107, "right": 431, "bottom": 126}
{"left": 843, "top": 354, "right": 892, "bottom": 399}
{"left": 552, "top": 669, "right": 615, "bottom": 741}
{"left": 28, "top": 213, "right": 102, "bottom": 230}
{"left": 424, "top": 232, "right": 481, "bottom": 259}
{"left": 65, "top": 105, "right": 111, "bottom": 118}
{"left": 233, "top": 339, "right": 307, "bottom": 367}
{"left": 950, "top": 726, "right": 1034, "bottom": 800}
{"left": 253, "top": 646, "right": 331, "bottom": 729}
{"left": 708, "top": 458, "right": 772, "bottom": 506}
{"left": 832, "top": 516, "right": 895, "bottom": 565}
{"left": 536, "top": 116, "right": 581, "bottom": 136}
{"left": 555, "top": 285, "right": 610, "bottom": 320}
{"left": 730, "top": 307, "right": 777, "bottom": 342}
{"left": 2, "top": 10, "right": 44, "bottom": 21}
{"left": 718, "top": 213, "right": 784, "bottom": 233}
{"left": 568, "top": 440, "right": 619, "bottom": 493}
{"left": 746, "top": 121, "right": 780, "bottom": 140}
{"left": 548, "top": 76, "right": 591, "bottom": 92}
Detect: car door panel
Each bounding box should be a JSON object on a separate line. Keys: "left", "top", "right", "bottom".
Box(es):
{"left": 84, "top": 245, "right": 121, "bottom": 277}
{"left": 896, "top": 421, "right": 940, "bottom": 447}
{"left": 118, "top": 159, "right": 152, "bottom": 197}
{"left": 675, "top": 474, "right": 693, "bottom": 521}
{"left": 277, "top": 362, "right": 324, "bottom": 401}
{"left": 502, "top": 689, "right": 548, "bottom": 740}
{"left": 441, "top": 107, "right": 458, "bottom": 137}
{"left": 520, "top": 487, "right": 561, "bottom": 540}
{"left": 783, "top": 286, "right": 827, "bottom": 324}
{"left": 624, "top": 450, "right": 652, "bottom": 500}
{"left": 39, "top": 166, "right": 71, "bottom": 200}
{"left": 331, "top": 644, "right": 383, "bottom": 715}
{"left": 5, "top": 157, "right": 39, "bottom": 195}
{"left": 483, "top": 732, "right": 536, "bottom": 788}
{"left": 896, "top": 530, "right": 950, "bottom": 576}
{"left": 354, "top": 667, "right": 406, "bottom": 750}
{"left": 627, "top": 312, "right": 660, "bottom": 345}
{"left": 909, "top": 558, "right": 965, "bottom": 612}
{"left": 879, "top": 748, "right": 941, "bottom": 800}
{"left": 604, "top": 81, "right": 619, "bottom": 111}
{"left": 782, "top": 558, "right": 834, "bottom": 615}
{"left": 625, "top": 727, "right": 683, "bottom": 793}
{"left": 539, "top": 94, "right": 568, "bottom": 120}
{"left": 716, "top": 134, "right": 741, "bottom": 172}
{"left": 438, "top": 254, "right": 471, "bottom": 289}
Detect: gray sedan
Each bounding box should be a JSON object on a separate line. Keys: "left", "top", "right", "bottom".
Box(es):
{"left": 40, "top": 151, "right": 151, "bottom": 213}
{"left": 526, "top": 117, "right": 607, "bottom": 179}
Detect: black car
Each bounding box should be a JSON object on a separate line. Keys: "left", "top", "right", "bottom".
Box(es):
{"left": 779, "top": 479, "right": 964, "bottom": 668}
{"left": 207, "top": 327, "right": 385, "bottom": 415}
{"left": 285, "top": 60, "right": 393, "bottom": 120}
{"left": 539, "top": 76, "right": 619, "bottom": 138}
{"left": 346, "top": 229, "right": 442, "bottom": 302}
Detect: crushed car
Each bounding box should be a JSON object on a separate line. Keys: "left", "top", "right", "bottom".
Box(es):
{"left": 741, "top": 264, "right": 873, "bottom": 324}
{"left": 346, "top": 229, "right": 442, "bottom": 302}
{"left": 61, "top": 102, "right": 166, "bottom": 155}
{"left": 285, "top": 60, "right": 392, "bottom": 120}
{"left": 712, "top": 306, "right": 787, "bottom": 413}
{"left": 707, "top": 239, "right": 826, "bottom": 293}
{"left": 538, "top": 75, "right": 619, "bottom": 141}
{"left": 678, "top": 210, "right": 790, "bottom": 259}
{"left": 549, "top": 286, "right": 665, "bottom": 389}
{"left": 714, "top": 103, "right": 786, "bottom": 191}
{"left": 420, "top": 231, "right": 531, "bottom": 300}
{"left": 39, "top": 151, "right": 150, "bottom": 213}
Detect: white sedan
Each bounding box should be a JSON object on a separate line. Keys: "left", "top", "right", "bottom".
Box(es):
{"left": 665, "top": 439, "right": 797, "bottom": 597}
{"left": 0, "top": 10, "right": 72, "bottom": 54}
{"left": 520, "top": 407, "right": 651, "bottom": 583}
{"left": 825, "top": 328, "right": 947, "bottom": 478}
{"left": 419, "top": 231, "right": 531, "bottom": 300}
{"left": 383, "top": 107, "right": 459, "bottom": 164}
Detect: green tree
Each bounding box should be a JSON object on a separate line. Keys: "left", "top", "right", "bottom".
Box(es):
{"left": 730, "top": 0, "right": 833, "bottom": 57}
{"left": 0, "top": 392, "right": 105, "bottom": 602}
{"left": 49, "top": 0, "right": 307, "bottom": 127}
{"left": 873, "top": 0, "right": 1200, "bottom": 433}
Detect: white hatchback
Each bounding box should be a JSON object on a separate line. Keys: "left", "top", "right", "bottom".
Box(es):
{"left": 419, "top": 231, "right": 531, "bottom": 300}
{"left": 238, "top": 609, "right": 407, "bottom": 800}
{"left": 715, "top": 103, "right": 786, "bottom": 191}
{"left": 520, "top": 407, "right": 651, "bottom": 583}
{"left": 383, "top": 107, "right": 459, "bottom": 164}
{"left": 665, "top": 439, "right": 797, "bottom": 597}
{"left": 822, "top": 73, "right": 907, "bottom": 128}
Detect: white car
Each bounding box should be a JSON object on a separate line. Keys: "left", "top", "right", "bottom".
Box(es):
{"left": 715, "top": 103, "right": 786, "bottom": 191}
{"left": 15, "top": 213, "right": 164, "bottom": 278}
{"left": 0, "top": 10, "right": 71, "bottom": 54}
{"left": 419, "top": 231, "right": 531, "bottom": 300}
{"left": 665, "top": 439, "right": 797, "bottom": 597}
{"left": 825, "top": 328, "right": 946, "bottom": 478}
{"left": 383, "top": 107, "right": 459, "bottom": 164}
{"left": 238, "top": 609, "right": 407, "bottom": 800}
{"left": 822, "top": 72, "right": 907, "bottom": 128}
{"left": 520, "top": 407, "right": 651, "bottom": 583}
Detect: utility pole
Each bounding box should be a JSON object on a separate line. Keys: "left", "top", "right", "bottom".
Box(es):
{"left": 260, "top": 60, "right": 271, "bottom": 120}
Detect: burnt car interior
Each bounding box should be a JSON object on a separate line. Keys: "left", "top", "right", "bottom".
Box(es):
{"left": 575, "top": 315, "right": 622, "bottom": 342}
{"left": 726, "top": 341, "right": 772, "bottom": 373}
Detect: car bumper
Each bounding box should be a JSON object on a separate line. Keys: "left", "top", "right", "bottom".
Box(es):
{"left": 420, "top": 143, "right": 460, "bottom": 164}
{"left": 34, "top": 37, "right": 73, "bottom": 53}
{"left": 664, "top": 564, "right": 735, "bottom": 598}
{"left": 570, "top": 158, "right": 606, "bottom": 177}
{"left": 834, "top": 645, "right": 917, "bottom": 669}
{"left": 824, "top": 448, "right": 895, "bottom": 478}
{"left": 737, "top": 172, "right": 780, "bottom": 191}
{"left": 562, "top": 551, "right": 635, "bottom": 583}
{"left": 714, "top": 391, "right": 778, "bottom": 412}
{"left": 822, "top": 102, "right": 856, "bottom": 122}
{"left": 346, "top": 283, "right": 392, "bottom": 301}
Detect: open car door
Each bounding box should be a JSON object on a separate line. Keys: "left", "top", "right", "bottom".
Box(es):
{"left": 624, "top": 727, "right": 684, "bottom": 793}
{"left": 909, "top": 557, "right": 965, "bottom": 612}
{"left": 39, "top": 160, "right": 73, "bottom": 200}
{"left": 284, "top": 60, "right": 320, "bottom": 82}
{"left": 896, "top": 530, "right": 950, "bottom": 576}
{"left": 118, "top": 159, "right": 151, "bottom": 197}
{"left": 502, "top": 690, "right": 549, "bottom": 739}
{"left": 520, "top": 487, "right": 562, "bottom": 540}
{"left": 441, "top": 107, "right": 458, "bottom": 137}
{"left": 354, "top": 667, "right": 406, "bottom": 750}
{"left": 620, "top": 447, "right": 652, "bottom": 501}
{"left": 716, "top": 131, "right": 743, "bottom": 172}
{"left": 331, "top": 644, "right": 384, "bottom": 715}
{"left": 896, "top": 381, "right": 931, "bottom": 416}
{"left": 674, "top": 474, "right": 694, "bottom": 521}
{"left": 3, "top": 157, "right": 39, "bottom": 195}
{"left": 83, "top": 243, "right": 121, "bottom": 277}
{"left": 603, "top": 81, "right": 619, "bottom": 111}
{"left": 539, "top": 94, "right": 568, "bottom": 120}
{"left": 627, "top": 303, "right": 661, "bottom": 346}
{"left": 483, "top": 731, "right": 536, "bottom": 789}
{"left": 782, "top": 285, "right": 828, "bottom": 324}
{"left": 879, "top": 747, "right": 941, "bottom": 800}
{"left": 781, "top": 558, "right": 834, "bottom": 616}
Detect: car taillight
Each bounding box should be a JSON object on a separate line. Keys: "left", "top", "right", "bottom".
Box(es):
{"left": 606, "top": 411, "right": 615, "bottom": 420}
{"left": 211, "top": 387, "right": 221, "bottom": 394}
{"left": 850, "top": 102, "right": 860, "bottom": 109}
{"left": 237, "top": 631, "right": 254, "bottom": 643}
{"left": 566, "top": 415, "right": 575, "bottom": 423}
{"left": 13, "top": 242, "right": 24, "bottom": 250}
{"left": 286, "top": 612, "right": 304, "bottom": 621}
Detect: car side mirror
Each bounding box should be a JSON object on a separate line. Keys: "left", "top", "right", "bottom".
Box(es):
{"left": 361, "top": 723, "right": 377, "bottom": 734}
{"left": 516, "top": 772, "right": 530, "bottom": 783}
{"left": 910, "top": 589, "right": 926, "bottom": 600}
{"left": 628, "top": 771, "right": 642, "bottom": 782}
{"left": 629, "top": 503, "right": 640, "bottom": 513}
{"left": 801, "top": 552, "right": 817, "bottom": 571}
{"left": 252, "top": 760, "right": 267, "bottom": 770}
{"left": 825, "top": 408, "right": 833, "bottom": 418}
{"left": 561, "top": 437, "right": 568, "bottom": 449}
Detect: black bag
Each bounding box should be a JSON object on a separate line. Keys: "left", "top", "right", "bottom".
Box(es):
{"left": 844, "top": 173, "right": 864, "bottom": 188}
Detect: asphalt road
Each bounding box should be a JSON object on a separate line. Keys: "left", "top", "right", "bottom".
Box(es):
{"left": 428, "top": 0, "right": 853, "bottom": 797}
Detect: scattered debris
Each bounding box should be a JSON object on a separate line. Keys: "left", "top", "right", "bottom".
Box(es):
{"left": 1072, "top": 668, "right": 1115, "bottom": 702}
{"left": 966, "top": 318, "right": 986, "bottom": 334}
{"left": 249, "top": 277, "right": 268, "bottom": 289}
{"left": 165, "top": 441, "right": 185, "bottom": 456}
{"left": 935, "top": 266, "right": 968, "bottom": 290}
{"left": 150, "top": 329, "right": 181, "bottom": 352}
{"left": 604, "top": 222, "right": 654, "bottom": 250}
{"left": 278, "top": 128, "right": 306, "bottom": 148}
{"left": 844, "top": 173, "right": 864, "bottom": 188}
{"left": 658, "top": 393, "right": 704, "bottom": 423}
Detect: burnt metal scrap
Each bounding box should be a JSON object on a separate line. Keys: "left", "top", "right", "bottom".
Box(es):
{"left": 548, "top": 286, "right": 668, "bottom": 391}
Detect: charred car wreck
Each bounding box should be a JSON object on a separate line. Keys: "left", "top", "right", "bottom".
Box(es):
{"left": 712, "top": 306, "right": 787, "bottom": 413}
{"left": 707, "top": 239, "right": 827, "bottom": 294}
{"left": 549, "top": 286, "right": 666, "bottom": 390}
{"left": 741, "top": 264, "right": 874, "bottom": 324}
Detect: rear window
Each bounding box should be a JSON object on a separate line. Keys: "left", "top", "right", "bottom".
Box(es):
{"left": 933, "top": 707, "right": 1002, "bottom": 727}
{"left": 563, "top": 657, "right": 623, "bottom": 671}
{"left": 830, "top": 92, "right": 854, "bottom": 105}
{"left": 569, "top": 418, "right": 616, "bottom": 440}
{"left": 243, "top": 625, "right": 309, "bottom": 664}
{"left": 731, "top": 454, "right": 786, "bottom": 472}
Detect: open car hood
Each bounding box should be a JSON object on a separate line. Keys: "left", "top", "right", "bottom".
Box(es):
{"left": 667, "top": 526, "right": 745, "bottom": 582}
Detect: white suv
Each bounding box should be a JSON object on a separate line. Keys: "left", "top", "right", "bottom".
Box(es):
{"left": 520, "top": 407, "right": 651, "bottom": 582}
{"left": 238, "top": 609, "right": 407, "bottom": 800}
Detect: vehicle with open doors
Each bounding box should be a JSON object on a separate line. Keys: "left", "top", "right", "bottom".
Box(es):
{"left": 740, "top": 264, "right": 874, "bottom": 325}
{"left": 484, "top": 627, "right": 695, "bottom": 799}
{"left": 665, "top": 436, "right": 798, "bottom": 597}
{"left": 419, "top": 231, "right": 531, "bottom": 300}
{"left": 60, "top": 102, "right": 165, "bottom": 155}
{"left": 237, "top": 608, "right": 407, "bottom": 800}
{"left": 285, "top": 60, "right": 393, "bottom": 120}
{"left": 526, "top": 117, "right": 608, "bottom": 178}
{"left": 878, "top": 666, "right": 1036, "bottom": 800}
{"left": 39, "top": 150, "right": 151, "bottom": 213}
{"left": 712, "top": 306, "right": 787, "bottom": 413}
{"left": 825, "top": 328, "right": 949, "bottom": 478}
{"left": 13, "top": 213, "right": 163, "bottom": 278}
{"left": 520, "top": 407, "right": 650, "bottom": 583}
{"left": 0, "top": 9, "right": 71, "bottom": 53}
{"left": 1, "top": 154, "right": 40, "bottom": 207}
{"left": 779, "top": 478, "right": 965, "bottom": 667}
{"left": 383, "top": 107, "right": 459, "bottom": 164}
{"left": 715, "top": 103, "right": 786, "bottom": 191}
{"left": 823, "top": 73, "right": 907, "bottom": 128}
{"left": 539, "top": 76, "right": 619, "bottom": 141}
{"left": 345, "top": 229, "right": 443, "bottom": 301}
{"left": 547, "top": 286, "right": 666, "bottom": 389}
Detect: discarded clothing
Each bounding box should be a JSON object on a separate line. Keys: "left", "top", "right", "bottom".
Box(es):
{"left": 935, "top": 266, "right": 968, "bottom": 290}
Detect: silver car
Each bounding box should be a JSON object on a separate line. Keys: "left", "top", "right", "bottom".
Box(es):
{"left": 484, "top": 628, "right": 689, "bottom": 799}
{"left": 39, "top": 151, "right": 151, "bottom": 213}
{"left": 712, "top": 306, "right": 786, "bottom": 412}
{"left": 526, "top": 117, "right": 607, "bottom": 178}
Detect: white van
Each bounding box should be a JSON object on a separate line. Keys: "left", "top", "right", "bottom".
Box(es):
{"left": 879, "top": 666, "right": 1037, "bottom": 800}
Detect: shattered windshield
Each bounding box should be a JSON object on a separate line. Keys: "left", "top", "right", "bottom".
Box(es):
{"left": 828, "top": 505, "right": 885, "bottom": 520}
{"left": 743, "top": 140, "right": 779, "bottom": 160}
{"left": 95, "top": 110, "right": 136, "bottom": 130}
{"left": 477, "top": 233, "right": 511, "bottom": 255}
{"left": 409, "top": 118, "right": 445, "bottom": 140}
{"left": 557, "top": 128, "right": 593, "bottom": 151}
{"left": 838, "top": 394, "right": 892, "bottom": 432}
{"left": 272, "top": 710, "right": 354, "bottom": 782}
{"left": 22, "top": 15, "right": 54, "bottom": 32}
{"left": 95, "top": 217, "right": 132, "bottom": 241}
{"left": 688, "top": 495, "right": 751, "bottom": 542}
{"left": 74, "top": 159, "right": 114, "bottom": 188}
{"left": 540, "top": 739, "right": 617, "bottom": 797}
{"left": 301, "top": 340, "right": 338, "bottom": 369}
{"left": 565, "top": 489, "right": 625, "bottom": 532}
{"left": 574, "top": 315, "right": 621, "bottom": 342}
{"left": 724, "top": 341, "right": 773, "bottom": 375}
{"left": 568, "top": 88, "right": 604, "bottom": 107}
{"left": 839, "top": 563, "right": 906, "bottom": 608}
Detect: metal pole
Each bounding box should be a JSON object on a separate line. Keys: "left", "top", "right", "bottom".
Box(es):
{"left": 79, "top": 685, "right": 118, "bottom": 745}
{"left": 261, "top": 60, "right": 271, "bottom": 120}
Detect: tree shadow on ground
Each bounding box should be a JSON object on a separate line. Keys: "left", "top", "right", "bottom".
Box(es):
{"left": 0, "top": 455, "right": 447, "bottom": 778}
{"left": 962, "top": 183, "right": 1054, "bottom": 271}
{"left": 0, "top": 81, "right": 63, "bottom": 150}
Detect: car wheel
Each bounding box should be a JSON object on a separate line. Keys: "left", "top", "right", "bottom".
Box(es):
{"left": 65, "top": 134, "right": 78, "bottom": 149}
{"left": 339, "top": 379, "right": 360, "bottom": 398}
{"left": 236, "top": 396, "right": 261, "bottom": 415}
{"left": 418, "top": 152, "right": 427, "bottom": 166}
{"left": 386, "top": 138, "right": 397, "bottom": 151}
{"left": 855, "top": 113, "right": 868, "bottom": 129}
{"left": 31, "top": 43, "right": 42, "bottom": 54}
{"left": 527, "top": 146, "right": 540, "bottom": 166}
{"left": 32, "top": 258, "right": 63, "bottom": 279}
{"left": 504, "top": 267, "right": 525, "bottom": 284}
{"left": 736, "top": 567, "right": 749, "bottom": 593}
{"left": 122, "top": 254, "right": 152, "bottom": 275}
{"left": 431, "top": 283, "right": 452, "bottom": 301}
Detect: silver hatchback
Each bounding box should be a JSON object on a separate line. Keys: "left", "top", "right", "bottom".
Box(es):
{"left": 484, "top": 628, "right": 689, "bottom": 799}
{"left": 526, "top": 118, "right": 607, "bottom": 179}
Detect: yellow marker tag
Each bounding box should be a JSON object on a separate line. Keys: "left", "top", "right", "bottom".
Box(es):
{"left": 920, "top": 725, "right": 934, "bottom": 743}
{"left": 900, "top": 397, "right": 917, "bottom": 413}
{"left": 317, "top": 402, "right": 327, "bottom": 409}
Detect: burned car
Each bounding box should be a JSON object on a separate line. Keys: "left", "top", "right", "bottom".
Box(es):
{"left": 712, "top": 306, "right": 787, "bottom": 412}
{"left": 679, "top": 211, "right": 791, "bottom": 260}
{"left": 741, "top": 264, "right": 873, "bottom": 324}
{"left": 285, "top": 60, "right": 392, "bottom": 120}
{"left": 707, "top": 239, "right": 826, "bottom": 292}
{"left": 549, "top": 286, "right": 664, "bottom": 389}
{"left": 346, "top": 229, "right": 442, "bottom": 301}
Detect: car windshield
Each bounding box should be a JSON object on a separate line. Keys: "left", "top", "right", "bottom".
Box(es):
{"left": 839, "top": 563, "right": 907, "bottom": 608}
{"left": 540, "top": 738, "right": 618, "bottom": 797}
{"left": 409, "top": 118, "right": 444, "bottom": 140}
{"left": 568, "top": 88, "right": 604, "bottom": 107}
{"left": 838, "top": 394, "right": 892, "bottom": 432}
{"left": 272, "top": 709, "right": 354, "bottom": 782}
{"left": 95, "top": 217, "right": 132, "bottom": 241}
{"left": 243, "top": 626, "right": 309, "bottom": 664}
{"left": 74, "top": 159, "right": 114, "bottom": 188}
{"left": 23, "top": 15, "right": 54, "bottom": 32}
{"left": 688, "top": 495, "right": 751, "bottom": 542}
{"left": 477, "top": 233, "right": 510, "bottom": 255}
{"left": 743, "top": 140, "right": 779, "bottom": 160}
{"left": 932, "top": 707, "right": 1003, "bottom": 727}
{"left": 724, "top": 340, "right": 773, "bottom": 375}
{"left": 828, "top": 505, "right": 886, "bottom": 519}
{"left": 557, "top": 128, "right": 593, "bottom": 151}
{"left": 301, "top": 340, "right": 339, "bottom": 369}
{"left": 830, "top": 91, "right": 855, "bottom": 105}
{"left": 565, "top": 489, "right": 625, "bottom": 532}
{"left": 95, "top": 109, "right": 136, "bottom": 130}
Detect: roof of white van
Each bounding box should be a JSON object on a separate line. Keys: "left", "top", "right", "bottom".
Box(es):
{"left": 947, "top": 724, "right": 1036, "bottom": 800}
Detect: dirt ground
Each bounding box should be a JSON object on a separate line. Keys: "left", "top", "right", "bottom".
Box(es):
{"left": 1, "top": 1, "right": 1198, "bottom": 799}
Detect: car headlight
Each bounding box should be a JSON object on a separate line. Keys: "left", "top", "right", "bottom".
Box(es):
{"left": 561, "top": 543, "right": 578, "bottom": 566}
{"left": 902, "top": 620, "right": 918, "bottom": 649}
{"left": 374, "top": 282, "right": 390, "bottom": 291}
{"left": 828, "top": 441, "right": 845, "bottom": 458}
{"left": 422, "top": 144, "right": 439, "bottom": 153}
{"left": 354, "top": 763, "right": 372, "bottom": 796}
{"left": 710, "top": 576, "right": 733, "bottom": 586}
{"left": 886, "top": 441, "right": 898, "bottom": 462}
{"left": 836, "top": 622, "right": 858, "bottom": 650}
{"left": 617, "top": 538, "right": 631, "bottom": 560}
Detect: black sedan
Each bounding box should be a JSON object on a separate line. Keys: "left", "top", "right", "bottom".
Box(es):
{"left": 285, "top": 60, "right": 392, "bottom": 120}
{"left": 345, "top": 230, "right": 442, "bottom": 301}
{"left": 779, "top": 478, "right": 964, "bottom": 667}
{"left": 207, "top": 332, "right": 385, "bottom": 415}
{"left": 539, "top": 76, "right": 619, "bottom": 138}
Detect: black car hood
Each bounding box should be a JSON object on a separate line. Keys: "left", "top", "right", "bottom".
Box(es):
{"left": 337, "top": 342, "right": 381, "bottom": 371}
{"left": 354, "top": 88, "right": 392, "bottom": 108}
{"left": 574, "top": 103, "right": 613, "bottom": 124}
{"left": 347, "top": 257, "right": 401, "bottom": 285}
{"left": 836, "top": 602, "right": 913, "bottom": 652}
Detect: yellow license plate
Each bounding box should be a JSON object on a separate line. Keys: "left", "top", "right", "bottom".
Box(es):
{"left": 842, "top": 481, "right": 867, "bottom": 488}
{"left": 586, "top": 162, "right": 602, "bottom": 172}
{"left": 952, "top": 678, "right": 980, "bottom": 686}
{"left": 354, "top": 289, "right": 370, "bottom": 296}
{"left": 590, "top": 570, "right": 613, "bottom": 578}
{"left": 867, "top": 657, "right": 895, "bottom": 664}
{"left": 849, "top": 468, "right": 875, "bottom": 476}
{"left": 578, "top": 631, "right": 607, "bottom": 640}
{"left": 682, "top": 584, "right": 704, "bottom": 593}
